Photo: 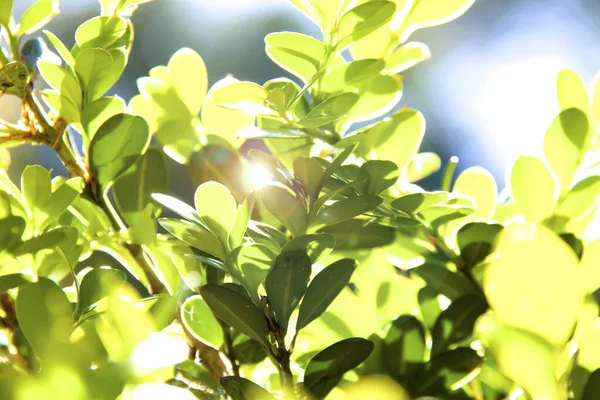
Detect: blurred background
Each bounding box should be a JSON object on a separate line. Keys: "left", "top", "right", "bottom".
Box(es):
{"left": 4, "top": 0, "right": 600, "bottom": 195}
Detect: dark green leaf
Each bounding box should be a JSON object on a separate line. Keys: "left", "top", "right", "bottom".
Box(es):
{"left": 220, "top": 376, "right": 275, "bottom": 400}
{"left": 296, "top": 258, "right": 356, "bottom": 331}
{"left": 199, "top": 284, "right": 269, "bottom": 348}
{"left": 0, "top": 216, "right": 26, "bottom": 251}
{"left": 78, "top": 268, "right": 126, "bottom": 315}
{"left": 319, "top": 219, "right": 395, "bottom": 249}
{"left": 456, "top": 222, "right": 503, "bottom": 268}
{"left": 312, "top": 195, "right": 382, "bottom": 231}
{"left": 303, "top": 337, "right": 374, "bottom": 398}
{"left": 582, "top": 369, "right": 600, "bottom": 400}
{"left": 89, "top": 113, "right": 151, "bottom": 191}
{"left": 280, "top": 233, "right": 335, "bottom": 264}
{"left": 415, "top": 347, "right": 482, "bottom": 396}
{"left": 265, "top": 251, "right": 312, "bottom": 333}
{"left": 431, "top": 294, "right": 487, "bottom": 356}
{"left": 0, "top": 274, "right": 33, "bottom": 292}
{"left": 383, "top": 315, "right": 426, "bottom": 378}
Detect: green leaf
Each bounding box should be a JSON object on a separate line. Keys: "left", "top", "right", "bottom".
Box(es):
{"left": 407, "top": 152, "right": 441, "bottom": 182}
{"left": 335, "top": 1, "right": 397, "bottom": 52}
{"left": 0, "top": 274, "right": 33, "bottom": 292}
{"left": 113, "top": 148, "right": 168, "bottom": 226}
{"left": 582, "top": 369, "right": 600, "bottom": 400}
{"left": 78, "top": 267, "right": 126, "bottom": 315}
{"left": 456, "top": 222, "right": 503, "bottom": 268}
{"left": 75, "top": 47, "right": 126, "bottom": 103}
{"left": 181, "top": 295, "right": 224, "bottom": 350}
{"left": 312, "top": 195, "right": 382, "bottom": 231}
{"left": 370, "top": 109, "right": 426, "bottom": 175}
{"left": 152, "top": 193, "right": 202, "bottom": 223}
{"left": 264, "top": 251, "right": 312, "bottom": 333}
{"left": 343, "top": 74, "right": 402, "bottom": 127}
{"left": 280, "top": 233, "right": 335, "bottom": 264}
{"left": 199, "top": 284, "right": 269, "bottom": 348}
{"left": 17, "top": 0, "right": 58, "bottom": 36}
{"left": 580, "top": 240, "right": 600, "bottom": 293}
{"left": 293, "top": 157, "right": 325, "bottom": 205}
{"left": 477, "top": 322, "right": 559, "bottom": 399}
{"left": 37, "top": 61, "right": 82, "bottom": 109}
{"left": 194, "top": 181, "right": 237, "bottom": 249}
{"left": 303, "top": 337, "right": 374, "bottom": 398}
{"left": 557, "top": 68, "right": 590, "bottom": 116}
{"left": 484, "top": 224, "right": 583, "bottom": 346}
{"left": 228, "top": 193, "right": 255, "bottom": 250}
{"left": 385, "top": 42, "right": 431, "bottom": 75}
{"left": 296, "top": 92, "right": 359, "bottom": 128}
{"left": 13, "top": 226, "right": 77, "bottom": 257}
{"left": 80, "top": 96, "right": 126, "bottom": 143}
{"left": 211, "top": 81, "right": 270, "bottom": 115}
{"left": 168, "top": 47, "right": 208, "bottom": 115}
{"left": 543, "top": 108, "right": 590, "bottom": 193}
{"left": 21, "top": 165, "right": 52, "bottom": 216}
{"left": 75, "top": 16, "right": 128, "bottom": 49}
{"left": 265, "top": 32, "right": 326, "bottom": 83}
{"left": 202, "top": 77, "right": 255, "bottom": 145}
{"left": 89, "top": 113, "right": 151, "bottom": 191}
{"left": 16, "top": 278, "right": 73, "bottom": 359}
{"left": 220, "top": 377, "right": 275, "bottom": 400}
{"left": 0, "top": 216, "right": 26, "bottom": 251}
{"left": 553, "top": 175, "right": 600, "bottom": 225}
{"left": 0, "top": 0, "right": 13, "bottom": 27}
{"left": 362, "top": 160, "right": 399, "bottom": 195}
{"left": 430, "top": 294, "right": 487, "bottom": 356}
{"left": 260, "top": 183, "right": 307, "bottom": 238}
{"left": 0, "top": 62, "right": 28, "bottom": 98}
{"left": 415, "top": 347, "right": 481, "bottom": 395}
{"left": 320, "top": 219, "right": 395, "bottom": 250}
{"left": 142, "top": 243, "right": 184, "bottom": 294}
{"left": 383, "top": 315, "right": 426, "bottom": 378}
{"left": 159, "top": 218, "right": 226, "bottom": 260}
{"left": 226, "top": 243, "right": 275, "bottom": 304}
{"left": 396, "top": 0, "right": 476, "bottom": 43}
{"left": 40, "top": 177, "right": 84, "bottom": 230}
{"left": 510, "top": 155, "right": 557, "bottom": 223}
{"left": 322, "top": 59, "right": 385, "bottom": 93}
{"left": 453, "top": 166, "right": 497, "bottom": 219}
{"left": 296, "top": 258, "right": 356, "bottom": 331}
{"left": 41, "top": 90, "right": 81, "bottom": 124}
{"left": 391, "top": 192, "right": 449, "bottom": 215}
{"left": 43, "top": 30, "right": 75, "bottom": 67}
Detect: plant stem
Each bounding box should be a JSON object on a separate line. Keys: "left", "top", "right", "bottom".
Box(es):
{"left": 221, "top": 326, "right": 240, "bottom": 377}
{"left": 441, "top": 156, "right": 459, "bottom": 192}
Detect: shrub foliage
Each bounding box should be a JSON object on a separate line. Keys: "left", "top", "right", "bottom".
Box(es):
{"left": 0, "top": 0, "right": 599, "bottom": 399}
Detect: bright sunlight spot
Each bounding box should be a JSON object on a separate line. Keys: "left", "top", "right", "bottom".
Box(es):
{"left": 247, "top": 164, "right": 274, "bottom": 189}
{"left": 130, "top": 333, "right": 189, "bottom": 375}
